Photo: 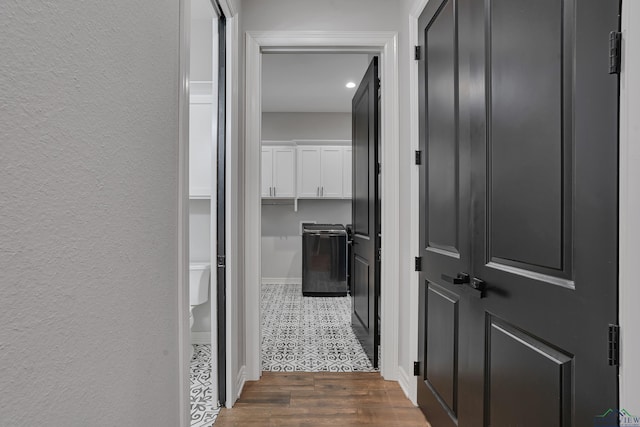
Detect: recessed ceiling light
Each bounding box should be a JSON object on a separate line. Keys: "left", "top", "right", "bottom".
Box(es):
{"left": 345, "top": 82, "right": 356, "bottom": 89}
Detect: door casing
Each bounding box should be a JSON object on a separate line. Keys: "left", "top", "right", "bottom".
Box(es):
{"left": 243, "top": 31, "right": 400, "bottom": 383}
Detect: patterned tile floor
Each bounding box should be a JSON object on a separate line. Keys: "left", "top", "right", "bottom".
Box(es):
{"left": 190, "top": 344, "right": 219, "bottom": 427}
{"left": 261, "top": 283, "right": 376, "bottom": 372}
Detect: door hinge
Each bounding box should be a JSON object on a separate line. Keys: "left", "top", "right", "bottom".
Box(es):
{"left": 608, "top": 324, "right": 620, "bottom": 366}
{"left": 377, "top": 248, "right": 382, "bottom": 262}
{"left": 609, "top": 31, "right": 622, "bottom": 74}
{"left": 217, "top": 255, "right": 226, "bottom": 268}
{"left": 414, "top": 45, "right": 421, "bottom": 61}
{"left": 414, "top": 361, "right": 420, "bottom": 376}
{"left": 415, "top": 150, "right": 422, "bottom": 165}
{"left": 377, "top": 77, "right": 381, "bottom": 91}
{"left": 415, "top": 256, "right": 422, "bottom": 272}
{"left": 377, "top": 162, "right": 381, "bottom": 175}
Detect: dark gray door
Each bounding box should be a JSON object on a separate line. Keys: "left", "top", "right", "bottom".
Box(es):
{"left": 417, "top": 0, "right": 620, "bottom": 424}
{"left": 215, "top": 12, "right": 227, "bottom": 406}
{"left": 351, "top": 57, "right": 380, "bottom": 368}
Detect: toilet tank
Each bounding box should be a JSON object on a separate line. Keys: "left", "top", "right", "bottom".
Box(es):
{"left": 189, "top": 263, "right": 210, "bottom": 306}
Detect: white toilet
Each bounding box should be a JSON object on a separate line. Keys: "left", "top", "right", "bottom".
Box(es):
{"left": 189, "top": 262, "right": 210, "bottom": 361}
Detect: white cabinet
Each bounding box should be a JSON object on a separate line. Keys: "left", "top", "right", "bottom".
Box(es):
{"left": 189, "top": 101, "right": 213, "bottom": 198}
{"left": 320, "top": 147, "right": 343, "bottom": 198}
{"left": 297, "top": 146, "right": 322, "bottom": 197}
{"left": 343, "top": 147, "right": 352, "bottom": 198}
{"left": 297, "top": 145, "right": 350, "bottom": 199}
{"left": 262, "top": 146, "right": 295, "bottom": 198}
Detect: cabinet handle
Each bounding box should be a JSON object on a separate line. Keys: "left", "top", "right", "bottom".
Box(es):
{"left": 274, "top": 187, "right": 277, "bottom": 197}
{"left": 317, "top": 186, "right": 319, "bottom": 197}
{"left": 321, "top": 186, "right": 324, "bottom": 197}
{"left": 269, "top": 187, "right": 272, "bottom": 197}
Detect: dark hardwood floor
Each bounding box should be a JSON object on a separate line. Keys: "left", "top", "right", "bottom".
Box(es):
{"left": 215, "top": 372, "right": 431, "bottom": 426}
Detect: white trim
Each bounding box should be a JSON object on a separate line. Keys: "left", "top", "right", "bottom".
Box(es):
{"left": 398, "top": 365, "right": 417, "bottom": 407}
{"left": 208, "top": 9, "right": 220, "bottom": 409}
{"left": 191, "top": 331, "right": 212, "bottom": 344}
{"left": 218, "top": 0, "right": 237, "bottom": 18}
{"left": 225, "top": 13, "right": 240, "bottom": 408}
{"left": 244, "top": 31, "right": 400, "bottom": 382}
{"left": 235, "top": 365, "right": 246, "bottom": 401}
{"left": 620, "top": 0, "right": 640, "bottom": 414}
{"left": 190, "top": 95, "right": 214, "bottom": 104}
{"left": 178, "top": 0, "right": 191, "bottom": 426}
{"left": 405, "top": 0, "right": 430, "bottom": 407}
{"left": 261, "top": 277, "right": 302, "bottom": 285}
{"left": 245, "top": 32, "right": 263, "bottom": 382}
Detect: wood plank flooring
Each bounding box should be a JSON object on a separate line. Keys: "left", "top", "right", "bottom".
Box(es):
{"left": 215, "top": 372, "right": 431, "bottom": 426}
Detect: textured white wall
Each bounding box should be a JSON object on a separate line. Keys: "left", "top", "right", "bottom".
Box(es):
{"left": 0, "top": 1, "right": 180, "bottom": 425}
{"left": 262, "top": 112, "right": 351, "bottom": 141}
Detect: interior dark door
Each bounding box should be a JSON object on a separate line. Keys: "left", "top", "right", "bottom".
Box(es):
{"left": 351, "top": 57, "right": 380, "bottom": 368}
{"left": 417, "top": 0, "right": 470, "bottom": 424}
{"left": 215, "top": 12, "right": 227, "bottom": 406}
{"left": 417, "top": 0, "right": 620, "bottom": 425}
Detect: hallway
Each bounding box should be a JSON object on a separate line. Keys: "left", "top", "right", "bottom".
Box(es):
{"left": 215, "top": 372, "right": 430, "bottom": 426}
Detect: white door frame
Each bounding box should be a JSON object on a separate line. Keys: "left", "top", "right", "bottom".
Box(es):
{"left": 619, "top": 0, "right": 640, "bottom": 413}
{"left": 178, "top": 1, "right": 191, "bottom": 426}
{"left": 244, "top": 31, "right": 400, "bottom": 381}
{"left": 177, "top": 0, "right": 239, "bottom": 423}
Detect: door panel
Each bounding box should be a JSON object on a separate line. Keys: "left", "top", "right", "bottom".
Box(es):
{"left": 425, "top": 284, "right": 458, "bottom": 414}
{"left": 273, "top": 147, "right": 295, "bottom": 198}
{"left": 297, "top": 147, "right": 321, "bottom": 198}
{"left": 426, "top": 0, "right": 459, "bottom": 255}
{"left": 261, "top": 148, "right": 273, "bottom": 197}
{"left": 351, "top": 57, "right": 379, "bottom": 368}
{"left": 353, "top": 255, "right": 370, "bottom": 330}
{"left": 417, "top": 0, "right": 620, "bottom": 424}
{"left": 320, "top": 147, "right": 343, "bottom": 198}
{"left": 487, "top": 317, "right": 572, "bottom": 427}
{"left": 488, "top": 0, "right": 565, "bottom": 271}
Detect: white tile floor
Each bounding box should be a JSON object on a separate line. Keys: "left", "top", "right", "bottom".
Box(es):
{"left": 261, "top": 283, "right": 376, "bottom": 372}
{"left": 190, "top": 344, "right": 219, "bottom": 427}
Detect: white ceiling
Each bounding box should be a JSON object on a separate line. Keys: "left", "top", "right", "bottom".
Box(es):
{"left": 262, "top": 53, "right": 371, "bottom": 113}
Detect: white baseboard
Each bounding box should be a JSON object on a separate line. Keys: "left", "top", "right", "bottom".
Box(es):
{"left": 261, "top": 277, "right": 302, "bottom": 285}
{"left": 398, "top": 365, "right": 418, "bottom": 406}
{"left": 191, "top": 331, "right": 211, "bottom": 344}
{"left": 231, "top": 364, "right": 246, "bottom": 408}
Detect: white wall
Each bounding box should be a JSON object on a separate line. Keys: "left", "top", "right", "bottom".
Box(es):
{"left": 263, "top": 112, "right": 351, "bottom": 141}
{"left": 262, "top": 200, "right": 351, "bottom": 281}
{"left": 190, "top": 18, "right": 213, "bottom": 82}
{"left": 0, "top": 1, "right": 180, "bottom": 425}
{"left": 241, "top": 0, "right": 414, "bottom": 390}
{"left": 620, "top": 0, "right": 640, "bottom": 415}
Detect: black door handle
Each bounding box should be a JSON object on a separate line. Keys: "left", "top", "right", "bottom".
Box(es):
{"left": 441, "top": 272, "right": 470, "bottom": 285}
{"left": 470, "top": 277, "right": 486, "bottom": 298}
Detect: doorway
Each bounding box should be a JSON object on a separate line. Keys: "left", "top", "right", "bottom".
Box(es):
{"left": 243, "top": 32, "right": 400, "bottom": 386}
{"left": 259, "top": 52, "right": 377, "bottom": 372}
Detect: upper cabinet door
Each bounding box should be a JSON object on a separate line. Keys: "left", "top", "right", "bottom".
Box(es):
{"left": 189, "top": 102, "right": 213, "bottom": 197}
{"left": 342, "top": 147, "right": 352, "bottom": 199}
{"left": 261, "top": 147, "right": 273, "bottom": 197}
{"left": 272, "top": 147, "right": 295, "bottom": 198}
{"left": 320, "top": 147, "right": 344, "bottom": 198}
{"left": 297, "top": 147, "right": 322, "bottom": 198}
